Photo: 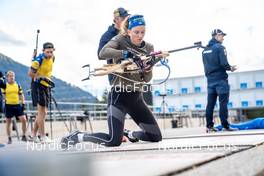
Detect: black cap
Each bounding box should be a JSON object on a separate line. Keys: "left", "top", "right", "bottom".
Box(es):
{"left": 114, "top": 7, "right": 129, "bottom": 17}
{"left": 211, "top": 29, "right": 226, "bottom": 36}
{"left": 43, "top": 42, "right": 54, "bottom": 49}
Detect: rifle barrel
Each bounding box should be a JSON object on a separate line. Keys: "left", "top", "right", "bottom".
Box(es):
{"left": 168, "top": 45, "right": 204, "bottom": 53}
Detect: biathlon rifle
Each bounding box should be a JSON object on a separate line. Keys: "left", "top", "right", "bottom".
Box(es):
{"left": 82, "top": 41, "right": 205, "bottom": 81}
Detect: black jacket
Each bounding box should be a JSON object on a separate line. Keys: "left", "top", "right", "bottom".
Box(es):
{"left": 0, "top": 76, "right": 5, "bottom": 113}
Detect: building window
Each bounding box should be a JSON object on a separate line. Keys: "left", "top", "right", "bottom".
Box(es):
{"left": 256, "top": 100, "right": 263, "bottom": 106}
{"left": 155, "top": 107, "right": 161, "bottom": 113}
{"left": 194, "top": 87, "right": 201, "bottom": 93}
{"left": 181, "top": 88, "right": 188, "bottom": 94}
{"left": 168, "top": 106, "right": 175, "bottom": 113}
{"left": 182, "top": 105, "right": 189, "bottom": 109}
{"left": 195, "top": 104, "right": 202, "bottom": 109}
{"left": 256, "top": 82, "right": 263, "bottom": 88}
{"left": 228, "top": 102, "right": 233, "bottom": 108}
{"left": 241, "top": 101, "right": 248, "bottom": 107}
{"left": 240, "top": 83, "right": 247, "bottom": 89}
{"left": 167, "top": 89, "right": 173, "bottom": 96}
{"left": 154, "top": 90, "right": 160, "bottom": 96}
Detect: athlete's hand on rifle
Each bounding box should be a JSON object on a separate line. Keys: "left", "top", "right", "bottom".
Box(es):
{"left": 123, "top": 50, "right": 141, "bottom": 62}
{"left": 230, "top": 65, "right": 237, "bottom": 72}
{"left": 143, "top": 64, "right": 153, "bottom": 73}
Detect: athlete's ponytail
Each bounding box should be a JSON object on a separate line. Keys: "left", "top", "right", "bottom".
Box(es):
{"left": 119, "top": 16, "right": 130, "bottom": 36}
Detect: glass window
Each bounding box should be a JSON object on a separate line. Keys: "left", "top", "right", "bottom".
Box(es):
{"left": 181, "top": 88, "right": 188, "bottom": 94}
{"left": 241, "top": 101, "right": 248, "bottom": 107}
{"left": 240, "top": 83, "right": 247, "bottom": 89}
{"left": 182, "top": 105, "right": 189, "bottom": 109}
{"left": 194, "top": 87, "right": 201, "bottom": 93}
{"left": 256, "top": 100, "right": 263, "bottom": 106}
{"left": 166, "top": 89, "right": 173, "bottom": 96}
{"left": 168, "top": 106, "right": 175, "bottom": 113}
{"left": 228, "top": 102, "right": 233, "bottom": 108}
{"left": 154, "top": 90, "right": 160, "bottom": 96}
{"left": 256, "top": 82, "right": 263, "bottom": 88}
{"left": 195, "top": 104, "right": 202, "bottom": 109}
{"left": 155, "top": 107, "right": 161, "bottom": 113}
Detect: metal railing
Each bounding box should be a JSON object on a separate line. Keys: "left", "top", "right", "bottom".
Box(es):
{"left": 0, "top": 100, "right": 240, "bottom": 125}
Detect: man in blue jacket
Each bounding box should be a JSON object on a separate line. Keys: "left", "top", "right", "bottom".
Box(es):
{"left": 97, "top": 7, "right": 129, "bottom": 84}
{"left": 202, "top": 29, "right": 237, "bottom": 133}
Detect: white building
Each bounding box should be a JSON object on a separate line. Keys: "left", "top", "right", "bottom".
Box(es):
{"left": 152, "top": 69, "right": 264, "bottom": 113}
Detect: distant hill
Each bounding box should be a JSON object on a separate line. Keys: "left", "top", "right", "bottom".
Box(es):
{"left": 0, "top": 53, "right": 97, "bottom": 102}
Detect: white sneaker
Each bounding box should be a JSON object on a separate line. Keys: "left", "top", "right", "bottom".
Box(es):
{"left": 41, "top": 136, "right": 53, "bottom": 143}
{"left": 32, "top": 136, "right": 40, "bottom": 143}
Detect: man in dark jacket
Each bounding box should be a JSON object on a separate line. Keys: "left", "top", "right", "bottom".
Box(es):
{"left": 0, "top": 71, "right": 6, "bottom": 113}
{"left": 202, "top": 29, "right": 237, "bottom": 132}
{"left": 97, "top": 7, "right": 129, "bottom": 84}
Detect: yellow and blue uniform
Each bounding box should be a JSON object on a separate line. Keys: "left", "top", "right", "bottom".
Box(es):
{"left": 31, "top": 53, "right": 54, "bottom": 87}
{"left": 1, "top": 82, "right": 24, "bottom": 118}
{"left": 30, "top": 53, "right": 54, "bottom": 107}
{"left": 2, "top": 82, "right": 22, "bottom": 105}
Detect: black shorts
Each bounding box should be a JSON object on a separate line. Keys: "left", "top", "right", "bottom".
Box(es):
{"left": 32, "top": 82, "right": 51, "bottom": 107}
{"left": 0, "top": 93, "right": 3, "bottom": 113}
{"left": 5, "top": 104, "right": 24, "bottom": 118}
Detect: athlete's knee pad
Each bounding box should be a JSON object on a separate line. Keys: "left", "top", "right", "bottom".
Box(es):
{"left": 147, "top": 133, "right": 162, "bottom": 142}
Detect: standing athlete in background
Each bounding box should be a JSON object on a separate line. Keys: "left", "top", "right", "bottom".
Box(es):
{"left": 202, "top": 29, "right": 237, "bottom": 132}
{"left": 97, "top": 7, "right": 129, "bottom": 84}
{"left": 28, "top": 42, "right": 55, "bottom": 143}
{"left": 1, "top": 71, "right": 27, "bottom": 144}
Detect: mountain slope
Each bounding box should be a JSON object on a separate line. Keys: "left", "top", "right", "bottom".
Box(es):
{"left": 0, "top": 53, "right": 97, "bottom": 102}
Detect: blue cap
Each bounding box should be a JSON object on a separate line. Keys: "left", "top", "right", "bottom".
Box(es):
{"left": 211, "top": 29, "right": 226, "bottom": 36}
{"left": 114, "top": 7, "right": 129, "bottom": 17}
{"left": 128, "top": 15, "right": 146, "bottom": 30}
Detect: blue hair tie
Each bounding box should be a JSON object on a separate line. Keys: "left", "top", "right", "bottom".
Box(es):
{"left": 128, "top": 15, "right": 146, "bottom": 30}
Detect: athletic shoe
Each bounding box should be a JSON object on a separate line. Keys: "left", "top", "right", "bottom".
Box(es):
{"left": 60, "top": 130, "right": 81, "bottom": 149}
{"left": 123, "top": 129, "right": 139, "bottom": 143}
{"left": 222, "top": 126, "right": 239, "bottom": 131}
{"left": 206, "top": 127, "right": 218, "bottom": 133}
{"left": 21, "top": 135, "right": 28, "bottom": 142}
{"left": 32, "top": 136, "right": 40, "bottom": 143}
{"left": 7, "top": 137, "right": 12, "bottom": 144}
{"left": 41, "top": 136, "right": 53, "bottom": 143}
